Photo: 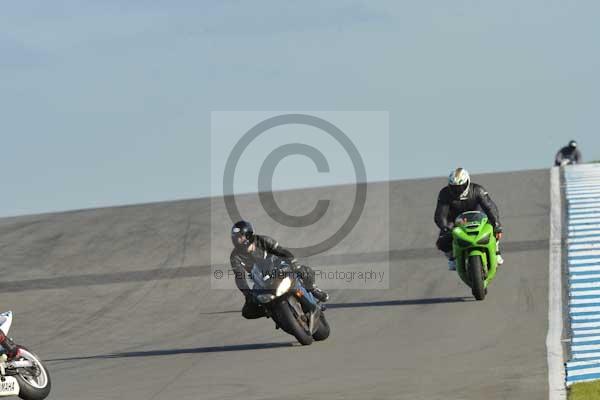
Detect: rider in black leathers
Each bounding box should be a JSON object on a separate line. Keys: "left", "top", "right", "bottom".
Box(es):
{"left": 555, "top": 140, "right": 582, "bottom": 166}
{"left": 230, "top": 221, "right": 329, "bottom": 319}
{"left": 434, "top": 168, "right": 504, "bottom": 270}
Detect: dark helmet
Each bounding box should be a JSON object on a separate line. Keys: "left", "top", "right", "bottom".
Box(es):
{"left": 569, "top": 140, "right": 578, "bottom": 149}
{"left": 231, "top": 220, "right": 254, "bottom": 250}
{"left": 448, "top": 167, "right": 471, "bottom": 199}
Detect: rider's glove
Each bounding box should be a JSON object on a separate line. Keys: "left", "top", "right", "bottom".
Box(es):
{"left": 494, "top": 223, "right": 503, "bottom": 240}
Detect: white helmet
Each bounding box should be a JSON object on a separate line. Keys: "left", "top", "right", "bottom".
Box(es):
{"left": 448, "top": 168, "right": 471, "bottom": 199}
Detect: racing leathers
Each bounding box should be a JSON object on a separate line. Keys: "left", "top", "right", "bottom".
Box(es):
{"left": 0, "top": 329, "right": 18, "bottom": 360}
{"left": 434, "top": 183, "right": 502, "bottom": 254}
{"left": 555, "top": 146, "right": 582, "bottom": 166}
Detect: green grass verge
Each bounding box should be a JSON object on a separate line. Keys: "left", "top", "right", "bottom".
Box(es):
{"left": 569, "top": 381, "right": 600, "bottom": 399}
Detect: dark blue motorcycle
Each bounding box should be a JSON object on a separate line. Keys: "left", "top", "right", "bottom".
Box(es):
{"left": 250, "top": 255, "right": 330, "bottom": 345}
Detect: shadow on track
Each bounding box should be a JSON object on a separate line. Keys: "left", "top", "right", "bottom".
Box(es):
{"left": 199, "top": 310, "right": 241, "bottom": 315}
{"left": 325, "top": 296, "right": 473, "bottom": 309}
{"left": 205, "top": 296, "right": 473, "bottom": 315}
{"left": 0, "top": 240, "right": 546, "bottom": 293}
{"left": 46, "top": 342, "right": 294, "bottom": 363}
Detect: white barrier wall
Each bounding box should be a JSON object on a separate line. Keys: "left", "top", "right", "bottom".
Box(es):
{"left": 564, "top": 164, "right": 600, "bottom": 385}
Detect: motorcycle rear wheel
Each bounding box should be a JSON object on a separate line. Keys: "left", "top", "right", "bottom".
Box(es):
{"left": 14, "top": 347, "right": 51, "bottom": 400}
{"left": 312, "top": 315, "right": 330, "bottom": 341}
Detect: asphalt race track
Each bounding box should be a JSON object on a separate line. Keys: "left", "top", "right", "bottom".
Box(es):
{"left": 0, "top": 169, "right": 550, "bottom": 400}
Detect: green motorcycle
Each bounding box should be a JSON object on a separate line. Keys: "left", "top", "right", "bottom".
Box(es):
{"left": 452, "top": 211, "right": 499, "bottom": 300}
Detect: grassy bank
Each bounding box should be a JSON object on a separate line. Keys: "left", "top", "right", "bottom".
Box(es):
{"left": 569, "top": 381, "right": 600, "bottom": 399}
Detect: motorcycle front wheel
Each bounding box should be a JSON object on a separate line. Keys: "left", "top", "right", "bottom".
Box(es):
{"left": 468, "top": 255, "right": 486, "bottom": 301}
{"left": 273, "top": 298, "right": 313, "bottom": 346}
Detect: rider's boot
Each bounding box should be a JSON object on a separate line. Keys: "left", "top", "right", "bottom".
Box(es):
{"left": 0, "top": 330, "right": 19, "bottom": 361}
{"left": 497, "top": 253, "right": 504, "bottom": 265}
{"left": 295, "top": 264, "right": 329, "bottom": 302}
{"left": 445, "top": 251, "right": 456, "bottom": 271}
{"left": 496, "top": 242, "right": 504, "bottom": 266}
{"left": 310, "top": 286, "right": 330, "bottom": 303}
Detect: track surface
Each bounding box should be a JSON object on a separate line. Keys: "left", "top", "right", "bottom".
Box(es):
{"left": 0, "top": 170, "right": 550, "bottom": 400}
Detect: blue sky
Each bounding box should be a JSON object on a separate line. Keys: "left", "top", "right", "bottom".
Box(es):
{"left": 1, "top": 1, "right": 599, "bottom": 217}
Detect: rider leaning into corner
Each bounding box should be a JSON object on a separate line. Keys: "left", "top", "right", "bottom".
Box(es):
{"left": 555, "top": 140, "right": 582, "bottom": 166}
{"left": 434, "top": 168, "right": 504, "bottom": 271}
{"left": 230, "top": 220, "right": 329, "bottom": 319}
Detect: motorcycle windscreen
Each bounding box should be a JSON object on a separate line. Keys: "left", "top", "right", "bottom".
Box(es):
{"left": 454, "top": 211, "right": 487, "bottom": 227}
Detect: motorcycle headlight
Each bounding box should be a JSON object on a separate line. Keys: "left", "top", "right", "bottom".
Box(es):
{"left": 256, "top": 294, "right": 275, "bottom": 304}
{"left": 276, "top": 277, "right": 292, "bottom": 297}
{"left": 477, "top": 233, "right": 491, "bottom": 245}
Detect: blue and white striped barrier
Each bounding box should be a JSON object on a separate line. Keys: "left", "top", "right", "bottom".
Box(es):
{"left": 564, "top": 164, "right": 600, "bottom": 385}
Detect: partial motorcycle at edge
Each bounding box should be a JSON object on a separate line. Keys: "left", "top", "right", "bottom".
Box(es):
{"left": 0, "top": 312, "right": 51, "bottom": 400}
